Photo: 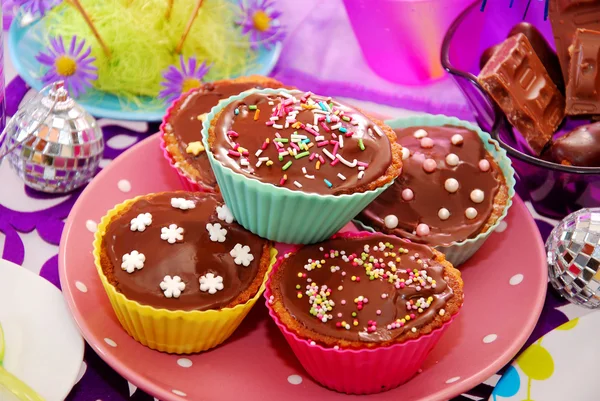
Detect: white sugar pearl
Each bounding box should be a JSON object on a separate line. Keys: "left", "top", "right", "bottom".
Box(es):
{"left": 423, "top": 159, "right": 437, "bottom": 173}
{"left": 401, "top": 147, "right": 410, "bottom": 160}
{"left": 438, "top": 208, "right": 450, "bottom": 220}
{"left": 384, "top": 215, "right": 399, "bottom": 229}
{"left": 465, "top": 207, "right": 478, "bottom": 219}
{"left": 420, "top": 137, "right": 434, "bottom": 148}
{"left": 479, "top": 159, "right": 490, "bottom": 172}
{"left": 445, "top": 153, "right": 459, "bottom": 166}
{"left": 413, "top": 129, "right": 428, "bottom": 139}
{"left": 416, "top": 224, "right": 430, "bottom": 236}
{"left": 402, "top": 188, "right": 414, "bottom": 201}
{"left": 444, "top": 178, "right": 459, "bottom": 193}
{"left": 470, "top": 189, "right": 485, "bottom": 203}
{"left": 451, "top": 134, "right": 464, "bottom": 145}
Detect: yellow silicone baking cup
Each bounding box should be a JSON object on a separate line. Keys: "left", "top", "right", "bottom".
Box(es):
{"left": 92, "top": 196, "right": 277, "bottom": 354}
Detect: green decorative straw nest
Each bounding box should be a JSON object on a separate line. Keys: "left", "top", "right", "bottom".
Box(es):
{"left": 43, "top": 0, "right": 258, "bottom": 100}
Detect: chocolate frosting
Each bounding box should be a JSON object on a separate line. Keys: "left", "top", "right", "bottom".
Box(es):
{"left": 545, "top": 122, "right": 600, "bottom": 166}
{"left": 211, "top": 91, "right": 393, "bottom": 195}
{"left": 102, "top": 192, "right": 268, "bottom": 311}
{"left": 171, "top": 81, "right": 283, "bottom": 187}
{"left": 279, "top": 234, "right": 453, "bottom": 343}
{"left": 358, "top": 126, "right": 503, "bottom": 246}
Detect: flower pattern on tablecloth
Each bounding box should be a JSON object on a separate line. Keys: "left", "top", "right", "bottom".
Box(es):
{"left": 0, "top": 76, "right": 571, "bottom": 401}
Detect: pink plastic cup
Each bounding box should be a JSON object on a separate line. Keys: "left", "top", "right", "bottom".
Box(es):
{"left": 342, "top": 0, "right": 477, "bottom": 85}
{"left": 264, "top": 231, "right": 460, "bottom": 395}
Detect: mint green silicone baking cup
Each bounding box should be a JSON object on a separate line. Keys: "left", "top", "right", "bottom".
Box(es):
{"left": 201, "top": 88, "right": 395, "bottom": 244}
{"left": 353, "top": 114, "right": 516, "bottom": 266}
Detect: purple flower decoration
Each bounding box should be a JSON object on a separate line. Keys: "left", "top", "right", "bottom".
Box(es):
{"left": 3, "top": 0, "right": 61, "bottom": 17}
{"left": 36, "top": 36, "right": 98, "bottom": 98}
{"left": 237, "top": 0, "right": 284, "bottom": 50}
{"left": 159, "top": 56, "right": 210, "bottom": 103}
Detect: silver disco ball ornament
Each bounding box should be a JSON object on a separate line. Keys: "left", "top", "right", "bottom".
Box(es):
{"left": 547, "top": 208, "right": 600, "bottom": 308}
{"left": 0, "top": 81, "right": 103, "bottom": 193}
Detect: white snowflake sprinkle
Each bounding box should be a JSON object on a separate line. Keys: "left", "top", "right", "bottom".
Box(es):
{"left": 161, "top": 224, "right": 184, "bottom": 244}
{"left": 216, "top": 204, "right": 235, "bottom": 224}
{"left": 121, "top": 251, "right": 145, "bottom": 273}
{"left": 199, "top": 273, "right": 224, "bottom": 294}
{"left": 160, "top": 275, "right": 186, "bottom": 298}
{"left": 171, "top": 198, "right": 196, "bottom": 210}
{"left": 230, "top": 243, "right": 254, "bottom": 266}
{"left": 130, "top": 213, "right": 152, "bottom": 232}
{"left": 206, "top": 223, "right": 227, "bottom": 242}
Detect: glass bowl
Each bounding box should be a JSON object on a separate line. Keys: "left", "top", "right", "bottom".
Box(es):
{"left": 441, "top": 0, "right": 600, "bottom": 219}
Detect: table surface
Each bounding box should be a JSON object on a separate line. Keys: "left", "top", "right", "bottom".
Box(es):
{"left": 0, "top": 35, "right": 591, "bottom": 401}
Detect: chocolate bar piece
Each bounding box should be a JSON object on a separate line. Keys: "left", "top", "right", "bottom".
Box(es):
{"left": 480, "top": 44, "right": 501, "bottom": 70}
{"left": 480, "top": 23, "right": 564, "bottom": 92}
{"left": 478, "top": 33, "right": 565, "bottom": 155}
{"left": 566, "top": 29, "right": 600, "bottom": 115}
{"left": 549, "top": 0, "right": 600, "bottom": 85}
{"left": 510, "top": 23, "right": 565, "bottom": 92}
{"left": 544, "top": 121, "right": 600, "bottom": 166}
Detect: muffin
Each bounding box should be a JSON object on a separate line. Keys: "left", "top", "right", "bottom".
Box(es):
{"left": 93, "top": 191, "right": 275, "bottom": 354}
{"left": 356, "top": 115, "right": 515, "bottom": 265}
{"left": 202, "top": 88, "right": 403, "bottom": 244}
{"left": 266, "top": 231, "right": 463, "bottom": 394}
{"left": 160, "top": 75, "right": 286, "bottom": 191}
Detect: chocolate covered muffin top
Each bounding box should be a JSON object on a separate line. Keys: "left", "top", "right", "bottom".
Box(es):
{"left": 358, "top": 125, "right": 506, "bottom": 246}
{"left": 100, "top": 191, "right": 270, "bottom": 311}
{"left": 209, "top": 90, "right": 401, "bottom": 195}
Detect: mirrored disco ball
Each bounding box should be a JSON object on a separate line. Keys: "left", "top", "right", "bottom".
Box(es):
{"left": 547, "top": 208, "right": 600, "bottom": 308}
{"left": 4, "top": 82, "right": 104, "bottom": 193}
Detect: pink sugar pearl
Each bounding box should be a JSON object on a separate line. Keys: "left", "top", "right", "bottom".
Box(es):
{"left": 420, "top": 137, "right": 434, "bottom": 148}
{"left": 416, "top": 223, "right": 430, "bottom": 236}
{"left": 422, "top": 158, "right": 437, "bottom": 173}
{"left": 402, "top": 188, "right": 414, "bottom": 201}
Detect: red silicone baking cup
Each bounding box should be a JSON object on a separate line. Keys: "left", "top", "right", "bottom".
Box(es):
{"left": 159, "top": 90, "right": 215, "bottom": 193}
{"left": 264, "top": 231, "right": 459, "bottom": 395}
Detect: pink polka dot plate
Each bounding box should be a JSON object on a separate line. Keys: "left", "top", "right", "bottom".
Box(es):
{"left": 58, "top": 133, "right": 547, "bottom": 401}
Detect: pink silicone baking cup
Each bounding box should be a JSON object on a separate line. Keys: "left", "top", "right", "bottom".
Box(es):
{"left": 159, "top": 90, "right": 215, "bottom": 193}
{"left": 264, "top": 231, "right": 460, "bottom": 395}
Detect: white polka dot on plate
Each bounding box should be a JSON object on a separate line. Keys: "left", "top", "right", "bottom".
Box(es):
{"left": 104, "top": 338, "right": 117, "bottom": 347}
{"left": 287, "top": 374, "right": 303, "bottom": 385}
{"left": 496, "top": 221, "right": 508, "bottom": 233}
{"left": 75, "top": 281, "right": 88, "bottom": 293}
{"left": 177, "top": 358, "right": 193, "bottom": 368}
{"left": 128, "top": 382, "right": 137, "bottom": 396}
{"left": 446, "top": 376, "right": 460, "bottom": 384}
{"left": 509, "top": 274, "right": 524, "bottom": 286}
{"left": 483, "top": 334, "right": 497, "bottom": 344}
{"left": 86, "top": 220, "right": 97, "bottom": 233}
{"left": 118, "top": 179, "right": 131, "bottom": 193}
{"left": 98, "top": 158, "right": 111, "bottom": 168}
{"left": 172, "top": 389, "right": 187, "bottom": 397}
